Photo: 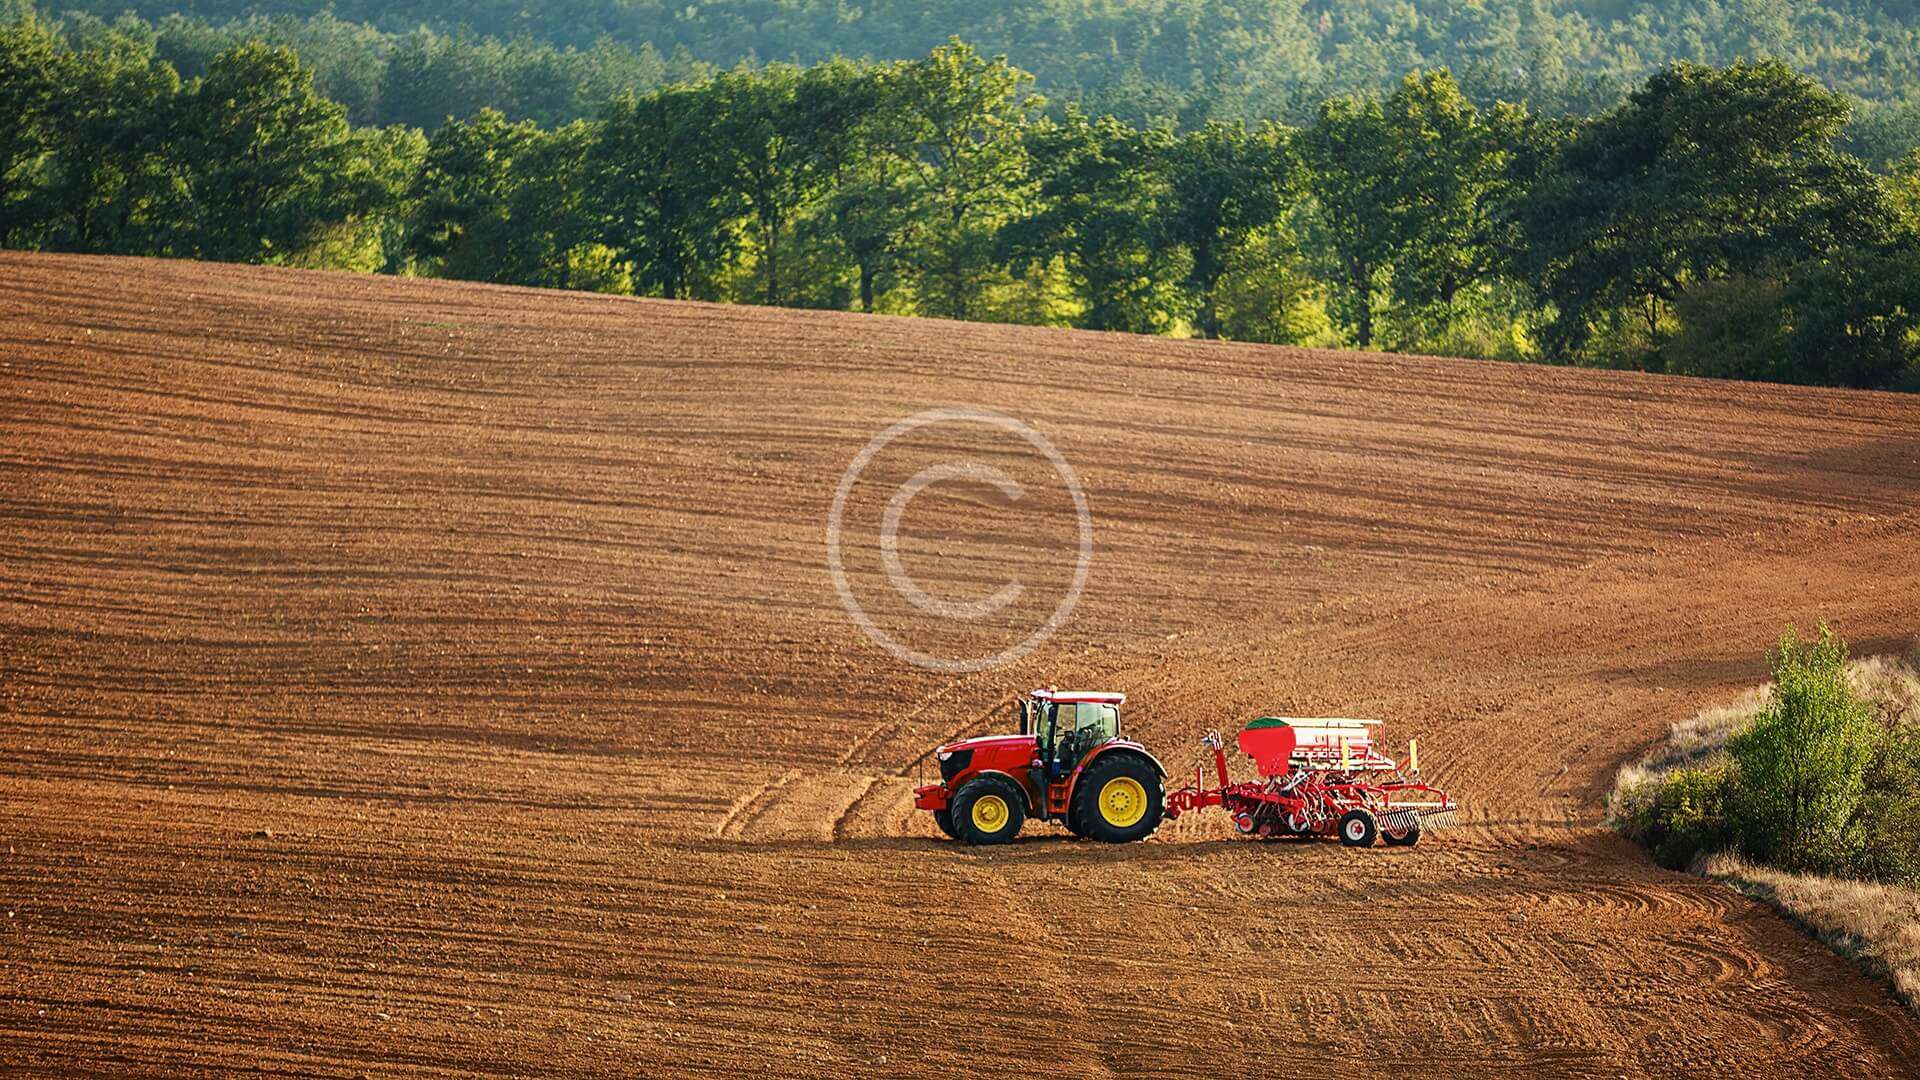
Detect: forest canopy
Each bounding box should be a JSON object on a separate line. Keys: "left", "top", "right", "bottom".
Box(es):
{"left": 24, "top": 0, "right": 1920, "bottom": 162}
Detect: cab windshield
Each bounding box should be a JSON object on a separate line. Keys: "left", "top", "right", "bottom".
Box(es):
{"left": 1053, "top": 701, "right": 1119, "bottom": 744}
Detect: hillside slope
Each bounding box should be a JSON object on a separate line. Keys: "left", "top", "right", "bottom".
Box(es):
{"left": 2, "top": 252, "right": 1919, "bottom": 1076}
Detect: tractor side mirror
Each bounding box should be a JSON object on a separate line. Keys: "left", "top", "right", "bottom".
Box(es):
{"left": 1016, "top": 699, "right": 1029, "bottom": 735}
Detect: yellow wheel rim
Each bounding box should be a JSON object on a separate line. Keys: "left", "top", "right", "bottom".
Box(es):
{"left": 970, "top": 794, "right": 1010, "bottom": 833}
{"left": 1099, "top": 777, "right": 1148, "bottom": 828}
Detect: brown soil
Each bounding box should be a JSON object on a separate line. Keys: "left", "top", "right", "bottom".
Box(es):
{"left": 3, "top": 251, "right": 1919, "bottom": 1077}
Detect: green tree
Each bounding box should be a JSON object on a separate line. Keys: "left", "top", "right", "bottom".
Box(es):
{"left": 1212, "top": 225, "right": 1335, "bottom": 346}
{"left": 884, "top": 40, "right": 1040, "bottom": 320}
{"left": 1000, "top": 112, "right": 1184, "bottom": 334}
{"left": 1518, "top": 60, "right": 1894, "bottom": 361}
{"left": 342, "top": 122, "right": 427, "bottom": 274}
{"left": 1161, "top": 121, "right": 1293, "bottom": 339}
{"left": 1729, "top": 626, "right": 1880, "bottom": 874}
{"left": 0, "top": 10, "right": 69, "bottom": 243}
{"left": 404, "top": 107, "right": 539, "bottom": 280}
{"left": 705, "top": 61, "right": 872, "bottom": 306}
{"left": 1381, "top": 81, "right": 1522, "bottom": 345}
{"left": 288, "top": 121, "right": 425, "bottom": 272}
{"left": 173, "top": 42, "right": 361, "bottom": 262}
{"left": 24, "top": 29, "right": 183, "bottom": 254}
{"left": 592, "top": 86, "right": 741, "bottom": 299}
{"left": 501, "top": 120, "right": 611, "bottom": 289}
{"left": 819, "top": 67, "right": 919, "bottom": 313}
{"left": 1779, "top": 249, "right": 1920, "bottom": 390}
{"left": 1300, "top": 70, "right": 1511, "bottom": 349}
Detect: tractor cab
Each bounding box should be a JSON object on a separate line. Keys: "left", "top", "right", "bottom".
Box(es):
{"left": 1022, "top": 689, "right": 1122, "bottom": 779}
{"left": 915, "top": 688, "right": 1168, "bottom": 845}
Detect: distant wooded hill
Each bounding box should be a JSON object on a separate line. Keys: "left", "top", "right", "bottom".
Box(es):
{"left": 32, "top": 0, "right": 1920, "bottom": 159}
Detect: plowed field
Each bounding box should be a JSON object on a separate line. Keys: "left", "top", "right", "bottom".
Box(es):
{"left": 3, "top": 251, "right": 1919, "bottom": 1077}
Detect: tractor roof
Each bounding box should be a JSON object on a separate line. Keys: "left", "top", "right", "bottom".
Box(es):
{"left": 1030, "top": 689, "right": 1125, "bottom": 704}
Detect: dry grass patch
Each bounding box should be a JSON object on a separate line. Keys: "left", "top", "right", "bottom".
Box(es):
{"left": 1609, "top": 684, "right": 1767, "bottom": 798}
{"left": 1853, "top": 651, "right": 1920, "bottom": 727}
{"left": 1700, "top": 851, "right": 1920, "bottom": 1016}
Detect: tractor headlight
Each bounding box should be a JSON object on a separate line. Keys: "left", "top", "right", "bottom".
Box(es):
{"left": 936, "top": 748, "right": 951, "bottom": 760}
{"left": 937, "top": 748, "right": 973, "bottom": 782}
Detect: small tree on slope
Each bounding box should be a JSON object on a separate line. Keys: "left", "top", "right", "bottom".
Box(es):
{"left": 1729, "top": 626, "right": 1879, "bottom": 874}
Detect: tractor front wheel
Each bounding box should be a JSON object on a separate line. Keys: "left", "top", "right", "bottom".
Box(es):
{"left": 1071, "top": 754, "right": 1164, "bottom": 843}
{"left": 1338, "top": 809, "right": 1379, "bottom": 848}
{"left": 950, "top": 776, "right": 1026, "bottom": 845}
{"left": 933, "top": 807, "right": 960, "bottom": 840}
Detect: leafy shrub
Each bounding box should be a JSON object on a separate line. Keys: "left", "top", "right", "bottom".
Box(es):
{"left": 1727, "top": 626, "right": 1881, "bottom": 874}
{"left": 1612, "top": 760, "right": 1735, "bottom": 869}
{"left": 563, "top": 243, "right": 632, "bottom": 294}
{"left": 1612, "top": 628, "right": 1920, "bottom": 885}
{"left": 1857, "top": 725, "right": 1920, "bottom": 885}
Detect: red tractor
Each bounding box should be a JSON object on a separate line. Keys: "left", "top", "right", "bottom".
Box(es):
{"left": 914, "top": 689, "right": 1167, "bottom": 845}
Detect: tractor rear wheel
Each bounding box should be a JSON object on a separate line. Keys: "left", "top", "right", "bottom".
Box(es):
{"left": 1071, "top": 754, "right": 1164, "bottom": 843}
{"left": 1338, "top": 809, "right": 1379, "bottom": 848}
{"left": 951, "top": 775, "right": 1026, "bottom": 845}
{"left": 933, "top": 807, "right": 960, "bottom": 840}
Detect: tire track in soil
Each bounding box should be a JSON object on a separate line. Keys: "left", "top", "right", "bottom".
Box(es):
{"left": 714, "top": 769, "right": 802, "bottom": 839}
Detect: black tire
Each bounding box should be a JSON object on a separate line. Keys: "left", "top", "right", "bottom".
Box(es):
{"left": 950, "top": 775, "right": 1026, "bottom": 845}
{"left": 1070, "top": 753, "right": 1164, "bottom": 843}
{"left": 1063, "top": 804, "right": 1089, "bottom": 838}
{"left": 933, "top": 807, "right": 960, "bottom": 840}
{"left": 1382, "top": 814, "right": 1422, "bottom": 847}
{"left": 1338, "top": 809, "right": 1379, "bottom": 848}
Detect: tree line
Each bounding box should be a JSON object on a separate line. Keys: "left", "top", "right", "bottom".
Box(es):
{"left": 5, "top": 13, "right": 1920, "bottom": 389}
